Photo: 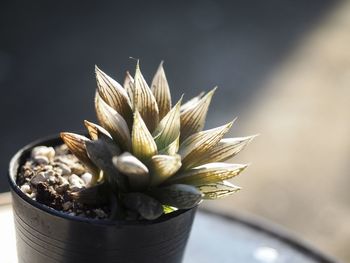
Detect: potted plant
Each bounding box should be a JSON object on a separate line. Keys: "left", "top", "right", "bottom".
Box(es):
{"left": 8, "top": 61, "right": 255, "bottom": 263}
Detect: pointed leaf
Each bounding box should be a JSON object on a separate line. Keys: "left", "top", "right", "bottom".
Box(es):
{"left": 124, "top": 71, "right": 134, "bottom": 106}
{"left": 123, "top": 192, "right": 163, "bottom": 220}
{"left": 112, "top": 153, "right": 149, "bottom": 191}
{"left": 153, "top": 98, "right": 182, "bottom": 150}
{"left": 179, "top": 121, "right": 234, "bottom": 169}
{"left": 70, "top": 183, "right": 110, "bottom": 205}
{"left": 85, "top": 138, "right": 128, "bottom": 192}
{"left": 149, "top": 154, "right": 182, "bottom": 186}
{"left": 197, "top": 181, "right": 241, "bottom": 200}
{"left": 180, "top": 91, "right": 205, "bottom": 112}
{"left": 151, "top": 61, "right": 172, "bottom": 120}
{"left": 95, "top": 66, "right": 133, "bottom": 127}
{"left": 150, "top": 184, "right": 202, "bottom": 209}
{"left": 132, "top": 111, "right": 158, "bottom": 161}
{"left": 133, "top": 61, "right": 159, "bottom": 132}
{"left": 60, "top": 132, "right": 99, "bottom": 175}
{"left": 158, "top": 136, "right": 180, "bottom": 155}
{"left": 165, "top": 163, "right": 248, "bottom": 186}
{"left": 180, "top": 88, "right": 216, "bottom": 141}
{"left": 95, "top": 92, "right": 131, "bottom": 151}
{"left": 182, "top": 134, "right": 255, "bottom": 170}
{"left": 84, "top": 120, "right": 112, "bottom": 140}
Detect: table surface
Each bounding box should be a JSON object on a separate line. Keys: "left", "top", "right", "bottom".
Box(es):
{"left": 0, "top": 193, "right": 339, "bottom": 263}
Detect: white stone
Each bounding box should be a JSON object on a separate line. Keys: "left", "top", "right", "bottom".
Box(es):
{"left": 33, "top": 156, "right": 49, "bottom": 165}
{"left": 20, "top": 184, "right": 31, "bottom": 194}
{"left": 68, "top": 174, "right": 85, "bottom": 191}
{"left": 81, "top": 173, "right": 93, "bottom": 187}
{"left": 56, "top": 163, "right": 71, "bottom": 176}
{"left": 31, "top": 146, "right": 55, "bottom": 160}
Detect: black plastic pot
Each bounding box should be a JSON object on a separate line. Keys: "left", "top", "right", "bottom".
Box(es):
{"left": 8, "top": 136, "right": 197, "bottom": 263}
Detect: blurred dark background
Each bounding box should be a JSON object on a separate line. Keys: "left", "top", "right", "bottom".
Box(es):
{"left": 0, "top": 0, "right": 333, "bottom": 192}
{"left": 4, "top": 1, "right": 350, "bottom": 261}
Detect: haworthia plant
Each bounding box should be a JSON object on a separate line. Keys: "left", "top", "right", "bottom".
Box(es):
{"left": 61, "top": 61, "right": 256, "bottom": 220}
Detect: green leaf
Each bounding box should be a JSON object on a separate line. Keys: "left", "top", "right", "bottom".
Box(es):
{"left": 149, "top": 154, "right": 182, "bottom": 186}
{"left": 131, "top": 111, "right": 158, "bottom": 161}
{"left": 150, "top": 184, "right": 203, "bottom": 209}
{"left": 95, "top": 66, "right": 133, "bottom": 128}
{"left": 133, "top": 61, "right": 159, "bottom": 132}
{"left": 112, "top": 152, "right": 150, "bottom": 191}
{"left": 166, "top": 163, "right": 248, "bottom": 186}
{"left": 123, "top": 192, "right": 163, "bottom": 220}
{"left": 180, "top": 88, "right": 216, "bottom": 142}
{"left": 95, "top": 92, "right": 131, "bottom": 151}
{"left": 70, "top": 182, "right": 110, "bottom": 205}
{"left": 197, "top": 181, "right": 241, "bottom": 200}
{"left": 151, "top": 61, "right": 172, "bottom": 120}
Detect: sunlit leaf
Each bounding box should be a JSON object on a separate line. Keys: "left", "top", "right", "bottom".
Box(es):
{"left": 182, "top": 134, "right": 255, "bottom": 169}
{"left": 60, "top": 132, "right": 99, "bottom": 175}
{"left": 124, "top": 71, "right": 134, "bottom": 106}
{"left": 84, "top": 120, "right": 112, "bottom": 140}
{"left": 158, "top": 136, "right": 180, "bottom": 155}
{"left": 197, "top": 181, "right": 241, "bottom": 200}
{"left": 95, "top": 66, "right": 133, "bottom": 127}
{"left": 149, "top": 154, "right": 182, "bottom": 186}
{"left": 162, "top": 205, "right": 178, "bottom": 214}
{"left": 180, "top": 91, "right": 204, "bottom": 112}
{"left": 123, "top": 192, "right": 163, "bottom": 220}
{"left": 165, "top": 163, "right": 248, "bottom": 186}
{"left": 153, "top": 98, "right": 182, "bottom": 150}
{"left": 95, "top": 92, "right": 131, "bottom": 151}
{"left": 179, "top": 121, "right": 234, "bottom": 169}
{"left": 112, "top": 152, "right": 149, "bottom": 191}
{"left": 180, "top": 88, "right": 216, "bottom": 142}
{"left": 150, "top": 184, "right": 202, "bottom": 209}
{"left": 151, "top": 61, "right": 172, "bottom": 120}
{"left": 131, "top": 111, "right": 158, "bottom": 161}
{"left": 133, "top": 61, "right": 159, "bottom": 132}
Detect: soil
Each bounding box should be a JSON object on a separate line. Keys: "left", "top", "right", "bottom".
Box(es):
{"left": 16, "top": 145, "right": 110, "bottom": 219}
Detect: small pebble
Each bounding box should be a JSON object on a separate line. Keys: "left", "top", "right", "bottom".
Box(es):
{"left": 94, "top": 208, "right": 107, "bottom": 218}
{"left": 33, "top": 156, "right": 49, "bottom": 165}
{"left": 56, "top": 163, "right": 71, "bottom": 176}
{"left": 81, "top": 172, "right": 93, "bottom": 187}
{"left": 71, "top": 163, "right": 85, "bottom": 175}
{"left": 31, "top": 146, "right": 55, "bottom": 160}
{"left": 62, "top": 201, "right": 73, "bottom": 211}
{"left": 68, "top": 174, "right": 85, "bottom": 191}
{"left": 20, "top": 184, "right": 31, "bottom": 194}
{"left": 30, "top": 172, "right": 48, "bottom": 185}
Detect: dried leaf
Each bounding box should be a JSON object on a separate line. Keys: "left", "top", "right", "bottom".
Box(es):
{"left": 84, "top": 120, "right": 112, "bottom": 140}
{"left": 180, "top": 91, "right": 205, "bottom": 112}
{"left": 151, "top": 61, "right": 172, "bottom": 120}
{"left": 131, "top": 111, "right": 158, "bottom": 161}
{"left": 150, "top": 184, "right": 202, "bottom": 209}
{"left": 153, "top": 98, "right": 182, "bottom": 150}
{"left": 149, "top": 154, "right": 182, "bottom": 186}
{"left": 123, "top": 192, "right": 163, "bottom": 220}
{"left": 124, "top": 71, "right": 134, "bottom": 106}
{"left": 112, "top": 153, "right": 149, "bottom": 191}
{"left": 95, "top": 92, "right": 131, "bottom": 151}
{"left": 70, "top": 183, "right": 110, "bottom": 205}
{"left": 95, "top": 66, "right": 133, "bottom": 127}
{"left": 133, "top": 61, "right": 159, "bottom": 132}
{"left": 165, "top": 163, "right": 248, "bottom": 186}
{"left": 60, "top": 132, "right": 98, "bottom": 175}
{"left": 182, "top": 134, "right": 256, "bottom": 170}
{"left": 179, "top": 121, "right": 234, "bottom": 169}
{"left": 85, "top": 138, "right": 128, "bottom": 192}
{"left": 197, "top": 181, "right": 241, "bottom": 200}
{"left": 180, "top": 88, "right": 216, "bottom": 142}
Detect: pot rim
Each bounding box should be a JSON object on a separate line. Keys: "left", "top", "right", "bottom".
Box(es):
{"left": 8, "top": 134, "right": 193, "bottom": 226}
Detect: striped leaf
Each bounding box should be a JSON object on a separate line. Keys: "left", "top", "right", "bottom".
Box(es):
{"left": 179, "top": 121, "right": 234, "bottom": 169}
{"left": 182, "top": 134, "right": 256, "bottom": 170}
{"left": 133, "top": 61, "right": 159, "bottom": 132}
{"left": 151, "top": 61, "right": 172, "bottom": 120}
{"left": 95, "top": 92, "right": 131, "bottom": 151}
{"left": 150, "top": 184, "right": 202, "bottom": 209}
{"left": 84, "top": 120, "right": 112, "bottom": 140}
{"left": 149, "top": 154, "right": 182, "bottom": 186}
{"left": 124, "top": 71, "right": 134, "bottom": 106}
{"left": 153, "top": 98, "right": 182, "bottom": 150}
{"left": 112, "top": 153, "right": 149, "bottom": 191}
{"left": 165, "top": 163, "right": 248, "bottom": 186}
{"left": 131, "top": 111, "right": 158, "bottom": 161}
{"left": 180, "top": 88, "right": 216, "bottom": 142}
{"left": 60, "top": 132, "right": 99, "bottom": 176}
{"left": 197, "top": 181, "right": 241, "bottom": 200}
{"left": 158, "top": 135, "right": 180, "bottom": 155}
{"left": 180, "top": 91, "right": 205, "bottom": 112}
{"left": 95, "top": 66, "right": 133, "bottom": 127}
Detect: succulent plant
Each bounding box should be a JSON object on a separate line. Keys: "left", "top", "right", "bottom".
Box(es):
{"left": 60, "top": 61, "right": 255, "bottom": 220}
